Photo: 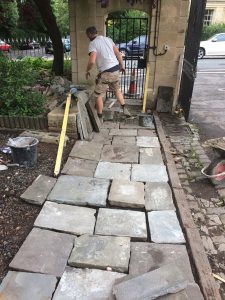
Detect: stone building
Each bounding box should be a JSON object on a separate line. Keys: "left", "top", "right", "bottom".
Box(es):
{"left": 68, "top": 0, "right": 191, "bottom": 109}
{"left": 204, "top": 0, "right": 225, "bottom": 25}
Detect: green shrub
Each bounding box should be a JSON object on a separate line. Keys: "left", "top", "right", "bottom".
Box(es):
{"left": 0, "top": 53, "right": 46, "bottom": 116}
{"left": 202, "top": 23, "right": 225, "bottom": 41}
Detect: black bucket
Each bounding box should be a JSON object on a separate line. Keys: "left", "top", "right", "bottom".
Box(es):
{"left": 8, "top": 137, "right": 39, "bottom": 167}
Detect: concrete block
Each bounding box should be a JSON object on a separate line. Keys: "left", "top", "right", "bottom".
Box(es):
{"left": 68, "top": 235, "right": 130, "bottom": 272}
{"left": 95, "top": 208, "right": 147, "bottom": 241}
{"left": 9, "top": 228, "right": 74, "bottom": 277}
{"left": 109, "top": 179, "right": 145, "bottom": 208}
{"left": 20, "top": 175, "right": 56, "bottom": 205}
{"left": 0, "top": 271, "right": 57, "bottom": 300}
{"left": 148, "top": 211, "right": 185, "bottom": 243}
{"left": 48, "top": 175, "right": 110, "bottom": 207}
{"left": 34, "top": 201, "right": 96, "bottom": 235}
{"left": 95, "top": 162, "right": 131, "bottom": 180}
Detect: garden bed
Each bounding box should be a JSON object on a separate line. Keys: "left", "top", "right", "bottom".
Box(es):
{"left": 0, "top": 131, "right": 75, "bottom": 282}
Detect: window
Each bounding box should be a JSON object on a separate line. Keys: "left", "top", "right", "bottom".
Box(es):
{"left": 204, "top": 9, "right": 214, "bottom": 26}
{"left": 216, "top": 34, "right": 225, "bottom": 42}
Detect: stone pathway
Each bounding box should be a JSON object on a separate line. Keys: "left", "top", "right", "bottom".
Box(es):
{"left": 0, "top": 118, "right": 204, "bottom": 299}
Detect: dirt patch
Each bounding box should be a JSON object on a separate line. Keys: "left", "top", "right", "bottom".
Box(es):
{"left": 0, "top": 131, "right": 75, "bottom": 282}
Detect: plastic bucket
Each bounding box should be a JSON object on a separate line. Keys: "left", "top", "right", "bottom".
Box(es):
{"left": 8, "top": 137, "right": 39, "bottom": 167}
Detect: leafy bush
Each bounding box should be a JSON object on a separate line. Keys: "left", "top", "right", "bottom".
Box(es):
{"left": 0, "top": 53, "right": 46, "bottom": 116}
{"left": 202, "top": 23, "right": 225, "bottom": 41}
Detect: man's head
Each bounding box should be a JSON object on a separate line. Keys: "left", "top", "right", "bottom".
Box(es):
{"left": 86, "top": 26, "right": 98, "bottom": 41}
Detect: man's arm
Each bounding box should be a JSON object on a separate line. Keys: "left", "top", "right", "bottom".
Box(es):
{"left": 113, "top": 45, "right": 125, "bottom": 73}
{"left": 86, "top": 51, "right": 97, "bottom": 79}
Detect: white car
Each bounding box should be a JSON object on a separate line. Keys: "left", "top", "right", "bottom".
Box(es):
{"left": 198, "top": 33, "right": 225, "bottom": 59}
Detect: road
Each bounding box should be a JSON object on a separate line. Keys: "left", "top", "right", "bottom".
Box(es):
{"left": 189, "top": 58, "right": 225, "bottom": 140}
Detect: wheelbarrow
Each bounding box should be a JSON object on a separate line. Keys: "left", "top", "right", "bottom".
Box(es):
{"left": 201, "top": 137, "right": 225, "bottom": 185}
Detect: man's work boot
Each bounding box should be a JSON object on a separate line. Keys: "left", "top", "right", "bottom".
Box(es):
{"left": 123, "top": 106, "right": 131, "bottom": 117}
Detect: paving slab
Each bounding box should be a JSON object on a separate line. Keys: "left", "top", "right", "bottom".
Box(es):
{"left": 101, "top": 122, "right": 120, "bottom": 129}
{"left": 145, "top": 182, "right": 175, "bottom": 211}
{"left": 138, "top": 129, "right": 156, "bottom": 136}
{"left": 140, "top": 147, "right": 164, "bottom": 165}
{"left": 131, "top": 164, "right": 168, "bottom": 182}
{"left": 48, "top": 175, "right": 110, "bottom": 207}
{"left": 148, "top": 211, "right": 185, "bottom": 243}
{"left": 34, "top": 202, "right": 96, "bottom": 235}
{"left": 69, "top": 141, "right": 103, "bottom": 161}
{"left": 112, "top": 136, "right": 136, "bottom": 145}
{"left": 159, "top": 283, "right": 204, "bottom": 299}
{"left": 95, "top": 162, "right": 131, "bottom": 180}
{"left": 68, "top": 235, "right": 130, "bottom": 272}
{"left": 0, "top": 271, "right": 57, "bottom": 300}
{"left": 61, "top": 157, "right": 98, "bottom": 177}
{"left": 9, "top": 228, "right": 74, "bottom": 277}
{"left": 119, "top": 123, "right": 143, "bottom": 129}
{"left": 100, "top": 145, "right": 139, "bottom": 163}
{"left": 137, "top": 136, "right": 160, "bottom": 148}
{"left": 129, "top": 242, "right": 194, "bottom": 282}
{"left": 20, "top": 175, "right": 56, "bottom": 205}
{"left": 109, "top": 129, "right": 137, "bottom": 136}
{"left": 113, "top": 262, "right": 188, "bottom": 300}
{"left": 53, "top": 267, "right": 125, "bottom": 300}
{"left": 109, "top": 179, "right": 145, "bottom": 208}
{"left": 91, "top": 129, "right": 112, "bottom": 145}
{"left": 95, "top": 208, "right": 147, "bottom": 241}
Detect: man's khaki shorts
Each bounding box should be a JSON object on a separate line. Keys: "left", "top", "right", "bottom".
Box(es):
{"left": 94, "top": 71, "right": 120, "bottom": 97}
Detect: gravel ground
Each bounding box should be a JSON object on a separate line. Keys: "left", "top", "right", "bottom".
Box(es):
{"left": 0, "top": 131, "right": 75, "bottom": 282}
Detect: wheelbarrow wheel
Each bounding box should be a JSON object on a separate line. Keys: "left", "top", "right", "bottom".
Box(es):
{"left": 207, "top": 158, "right": 225, "bottom": 185}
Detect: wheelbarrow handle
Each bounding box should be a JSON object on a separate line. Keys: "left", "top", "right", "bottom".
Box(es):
{"left": 201, "top": 166, "right": 225, "bottom": 179}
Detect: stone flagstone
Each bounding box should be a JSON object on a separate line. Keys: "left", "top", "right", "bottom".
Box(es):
{"left": 109, "top": 179, "right": 145, "bottom": 208}
{"left": 159, "top": 283, "right": 204, "bottom": 300}
{"left": 101, "top": 121, "right": 120, "bottom": 129}
{"left": 145, "top": 182, "right": 175, "bottom": 211}
{"left": 53, "top": 267, "right": 125, "bottom": 300}
{"left": 148, "top": 211, "right": 185, "bottom": 243}
{"left": 140, "top": 147, "right": 164, "bottom": 165}
{"left": 138, "top": 129, "right": 156, "bottom": 137}
{"left": 34, "top": 202, "right": 96, "bottom": 235}
{"left": 95, "top": 208, "right": 147, "bottom": 241}
{"left": 95, "top": 162, "right": 131, "bottom": 180}
{"left": 0, "top": 271, "right": 57, "bottom": 300}
{"left": 129, "top": 242, "right": 194, "bottom": 282}
{"left": 131, "top": 164, "right": 168, "bottom": 182}
{"left": 113, "top": 263, "right": 188, "bottom": 300}
{"left": 68, "top": 235, "right": 130, "bottom": 272}
{"left": 137, "top": 136, "right": 160, "bottom": 148}
{"left": 109, "top": 129, "right": 137, "bottom": 136}
{"left": 48, "top": 175, "right": 110, "bottom": 207}
{"left": 112, "top": 136, "right": 136, "bottom": 145}
{"left": 69, "top": 141, "right": 103, "bottom": 161}
{"left": 9, "top": 228, "right": 74, "bottom": 277}
{"left": 20, "top": 175, "right": 56, "bottom": 205}
{"left": 61, "top": 157, "right": 98, "bottom": 177}
{"left": 91, "top": 129, "right": 112, "bottom": 145}
{"left": 100, "top": 145, "right": 139, "bottom": 163}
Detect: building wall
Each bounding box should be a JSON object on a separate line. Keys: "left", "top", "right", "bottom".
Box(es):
{"left": 69, "top": 0, "right": 190, "bottom": 108}
{"left": 206, "top": 0, "right": 225, "bottom": 24}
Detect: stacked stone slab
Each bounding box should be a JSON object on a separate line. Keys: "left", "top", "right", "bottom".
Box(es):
{"left": 48, "top": 106, "right": 77, "bottom": 134}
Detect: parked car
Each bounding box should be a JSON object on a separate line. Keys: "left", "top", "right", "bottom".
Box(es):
{"left": 45, "top": 38, "right": 71, "bottom": 54}
{"left": 18, "top": 40, "right": 40, "bottom": 50}
{"left": 0, "top": 40, "right": 11, "bottom": 52}
{"left": 116, "top": 35, "right": 148, "bottom": 57}
{"left": 199, "top": 33, "right": 225, "bottom": 59}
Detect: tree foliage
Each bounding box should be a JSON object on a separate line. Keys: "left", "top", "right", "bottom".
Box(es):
{"left": 0, "top": 0, "right": 19, "bottom": 37}
{"left": 202, "top": 23, "right": 225, "bottom": 41}
{"left": 52, "top": 0, "right": 69, "bottom": 37}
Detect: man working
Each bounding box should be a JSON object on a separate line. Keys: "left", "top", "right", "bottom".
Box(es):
{"left": 85, "top": 26, "right": 131, "bottom": 122}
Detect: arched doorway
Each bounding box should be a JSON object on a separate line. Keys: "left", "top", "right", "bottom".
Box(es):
{"left": 105, "top": 10, "right": 150, "bottom": 100}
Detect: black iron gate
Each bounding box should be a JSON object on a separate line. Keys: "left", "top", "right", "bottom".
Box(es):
{"left": 106, "top": 17, "right": 149, "bottom": 100}
{"left": 178, "top": 0, "right": 207, "bottom": 120}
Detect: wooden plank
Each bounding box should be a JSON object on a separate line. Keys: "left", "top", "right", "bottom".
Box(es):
{"left": 154, "top": 112, "right": 221, "bottom": 300}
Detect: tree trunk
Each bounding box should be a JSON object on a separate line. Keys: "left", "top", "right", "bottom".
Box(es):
{"left": 34, "top": 0, "right": 64, "bottom": 75}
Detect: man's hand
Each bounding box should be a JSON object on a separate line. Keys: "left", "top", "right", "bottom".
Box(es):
{"left": 120, "top": 66, "right": 126, "bottom": 75}
{"left": 86, "top": 71, "right": 91, "bottom": 80}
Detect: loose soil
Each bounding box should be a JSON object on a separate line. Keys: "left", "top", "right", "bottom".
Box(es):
{"left": 0, "top": 131, "right": 75, "bottom": 282}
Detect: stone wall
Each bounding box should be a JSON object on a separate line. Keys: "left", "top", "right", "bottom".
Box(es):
{"left": 206, "top": 1, "right": 225, "bottom": 24}
{"left": 68, "top": 0, "right": 190, "bottom": 108}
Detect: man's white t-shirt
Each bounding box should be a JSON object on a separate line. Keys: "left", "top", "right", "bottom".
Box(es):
{"left": 88, "top": 36, "right": 119, "bottom": 72}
